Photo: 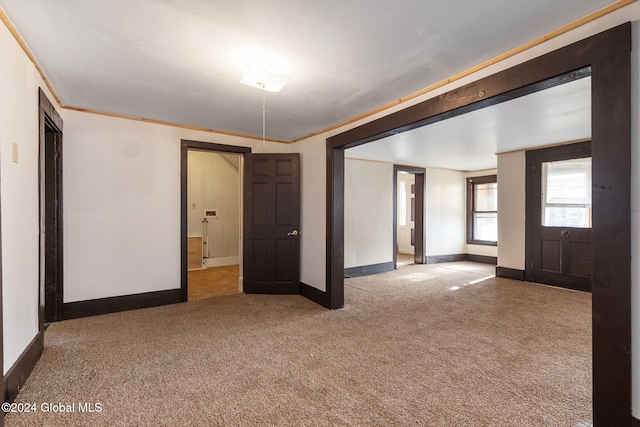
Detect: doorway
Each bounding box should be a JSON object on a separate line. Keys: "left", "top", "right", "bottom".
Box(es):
{"left": 186, "top": 149, "right": 242, "bottom": 300}
{"left": 180, "top": 141, "right": 250, "bottom": 302}
{"left": 525, "top": 141, "right": 592, "bottom": 292}
{"left": 326, "top": 24, "right": 631, "bottom": 424}
{"left": 39, "top": 89, "right": 63, "bottom": 325}
{"left": 393, "top": 165, "right": 425, "bottom": 269}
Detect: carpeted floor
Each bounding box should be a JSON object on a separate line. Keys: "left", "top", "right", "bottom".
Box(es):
{"left": 5, "top": 262, "right": 592, "bottom": 426}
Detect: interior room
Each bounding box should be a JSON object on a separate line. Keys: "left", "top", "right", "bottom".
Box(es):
{"left": 0, "top": 1, "right": 638, "bottom": 425}
{"left": 186, "top": 150, "right": 241, "bottom": 300}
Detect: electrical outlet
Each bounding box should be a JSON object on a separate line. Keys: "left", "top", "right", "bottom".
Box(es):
{"left": 12, "top": 142, "right": 18, "bottom": 163}
{"left": 192, "top": 203, "right": 196, "bottom": 209}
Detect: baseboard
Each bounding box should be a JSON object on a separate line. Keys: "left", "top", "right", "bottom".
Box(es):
{"left": 4, "top": 331, "right": 44, "bottom": 404}
{"left": 593, "top": 396, "right": 631, "bottom": 426}
{"left": 465, "top": 254, "right": 497, "bottom": 265}
{"left": 495, "top": 266, "right": 525, "bottom": 281}
{"left": 426, "top": 254, "right": 467, "bottom": 264}
{"left": 632, "top": 415, "right": 640, "bottom": 426}
{"left": 63, "top": 289, "right": 182, "bottom": 320}
{"left": 205, "top": 256, "right": 239, "bottom": 268}
{"left": 344, "top": 261, "right": 394, "bottom": 278}
{"left": 300, "top": 282, "right": 331, "bottom": 308}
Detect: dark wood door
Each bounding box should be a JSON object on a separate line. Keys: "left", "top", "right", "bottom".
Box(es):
{"left": 534, "top": 227, "right": 591, "bottom": 291}
{"left": 243, "top": 153, "right": 300, "bottom": 294}
{"left": 525, "top": 142, "right": 591, "bottom": 292}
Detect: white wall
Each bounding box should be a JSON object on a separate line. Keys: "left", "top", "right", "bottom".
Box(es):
{"left": 63, "top": 109, "right": 285, "bottom": 303}
{"left": 344, "top": 159, "right": 393, "bottom": 269}
{"left": 343, "top": 160, "right": 472, "bottom": 268}
{"left": 424, "top": 168, "right": 465, "bottom": 257}
{"left": 496, "top": 152, "right": 526, "bottom": 270}
{"left": 291, "top": 136, "right": 326, "bottom": 290}
{"left": 0, "top": 18, "right": 58, "bottom": 372}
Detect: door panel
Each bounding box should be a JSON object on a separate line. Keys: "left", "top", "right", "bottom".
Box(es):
{"left": 540, "top": 233, "right": 561, "bottom": 273}
{"left": 244, "top": 153, "right": 300, "bottom": 294}
{"left": 525, "top": 142, "right": 592, "bottom": 292}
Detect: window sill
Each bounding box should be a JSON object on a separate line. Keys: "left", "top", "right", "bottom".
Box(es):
{"left": 467, "top": 240, "right": 497, "bottom": 247}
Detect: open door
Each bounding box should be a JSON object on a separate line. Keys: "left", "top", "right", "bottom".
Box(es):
{"left": 243, "top": 153, "right": 301, "bottom": 294}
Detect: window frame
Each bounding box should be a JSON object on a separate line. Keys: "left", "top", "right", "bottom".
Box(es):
{"left": 466, "top": 174, "right": 498, "bottom": 246}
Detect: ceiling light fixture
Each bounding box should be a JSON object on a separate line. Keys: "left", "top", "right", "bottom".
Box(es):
{"left": 240, "top": 64, "right": 291, "bottom": 92}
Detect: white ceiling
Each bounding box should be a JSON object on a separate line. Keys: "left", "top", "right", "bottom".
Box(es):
{"left": 0, "top": 0, "right": 610, "bottom": 144}
{"left": 347, "top": 76, "right": 591, "bottom": 171}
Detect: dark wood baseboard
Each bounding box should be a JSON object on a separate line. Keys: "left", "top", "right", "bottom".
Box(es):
{"left": 344, "top": 261, "right": 394, "bottom": 278}
{"left": 465, "top": 254, "right": 497, "bottom": 265}
{"left": 300, "top": 282, "right": 331, "bottom": 309}
{"left": 426, "top": 254, "right": 466, "bottom": 264}
{"left": 4, "top": 331, "right": 44, "bottom": 404}
{"left": 632, "top": 415, "right": 640, "bottom": 426}
{"left": 495, "top": 266, "right": 525, "bottom": 281}
{"left": 63, "top": 289, "right": 182, "bottom": 320}
{"left": 593, "top": 396, "right": 632, "bottom": 427}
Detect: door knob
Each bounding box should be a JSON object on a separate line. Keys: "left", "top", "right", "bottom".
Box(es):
{"left": 561, "top": 230, "right": 570, "bottom": 238}
{"left": 287, "top": 229, "right": 299, "bottom": 237}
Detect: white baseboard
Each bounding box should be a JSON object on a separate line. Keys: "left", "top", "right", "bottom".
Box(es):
{"left": 205, "top": 256, "right": 239, "bottom": 268}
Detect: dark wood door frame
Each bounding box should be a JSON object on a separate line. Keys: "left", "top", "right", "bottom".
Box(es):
{"left": 525, "top": 141, "right": 592, "bottom": 292}
{"left": 393, "top": 165, "right": 425, "bottom": 267}
{"left": 38, "top": 88, "right": 63, "bottom": 326}
{"left": 0, "top": 114, "right": 3, "bottom": 427}
{"left": 180, "top": 140, "right": 251, "bottom": 302}
{"left": 327, "top": 24, "right": 631, "bottom": 424}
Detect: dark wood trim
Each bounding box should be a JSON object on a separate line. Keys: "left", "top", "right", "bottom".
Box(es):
{"left": 326, "top": 23, "right": 631, "bottom": 423}
{"left": 466, "top": 174, "right": 498, "bottom": 246}
{"left": 181, "top": 140, "right": 252, "bottom": 154}
{"left": 300, "top": 282, "right": 331, "bottom": 309}
{"left": 38, "top": 88, "right": 62, "bottom": 129}
{"left": 326, "top": 145, "right": 345, "bottom": 309}
{"left": 426, "top": 254, "right": 467, "bottom": 264}
{"left": 0, "top": 139, "right": 3, "bottom": 422}
{"left": 4, "top": 331, "right": 43, "bottom": 404}
{"left": 632, "top": 415, "right": 640, "bottom": 427}
{"left": 344, "top": 262, "right": 395, "bottom": 278}
{"left": 591, "top": 48, "right": 631, "bottom": 423}
{"left": 180, "top": 140, "right": 251, "bottom": 302}
{"left": 63, "top": 289, "right": 182, "bottom": 320}
{"left": 465, "top": 254, "right": 497, "bottom": 265}
{"left": 393, "top": 165, "right": 426, "bottom": 268}
{"left": 38, "top": 88, "right": 64, "bottom": 327}
{"left": 496, "top": 267, "right": 526, "bottom": 281}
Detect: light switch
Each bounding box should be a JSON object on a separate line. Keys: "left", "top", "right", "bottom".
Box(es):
{"left": 12, "top": 143, "right": 18, "bottom": 163}
{"left": 192, "top": 203, "right": 196, "bottom": 209}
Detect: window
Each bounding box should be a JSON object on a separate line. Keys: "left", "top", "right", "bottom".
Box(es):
{"left": 467, "top": 175, "right": 497, "bottom": 245}
{"left": 542, "top": 157, "right": 591, "bottom": 228}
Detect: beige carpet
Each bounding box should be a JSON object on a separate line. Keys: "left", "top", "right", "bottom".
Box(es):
{"left": 5, "top": 262, "right": 591, "bottom": 426}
